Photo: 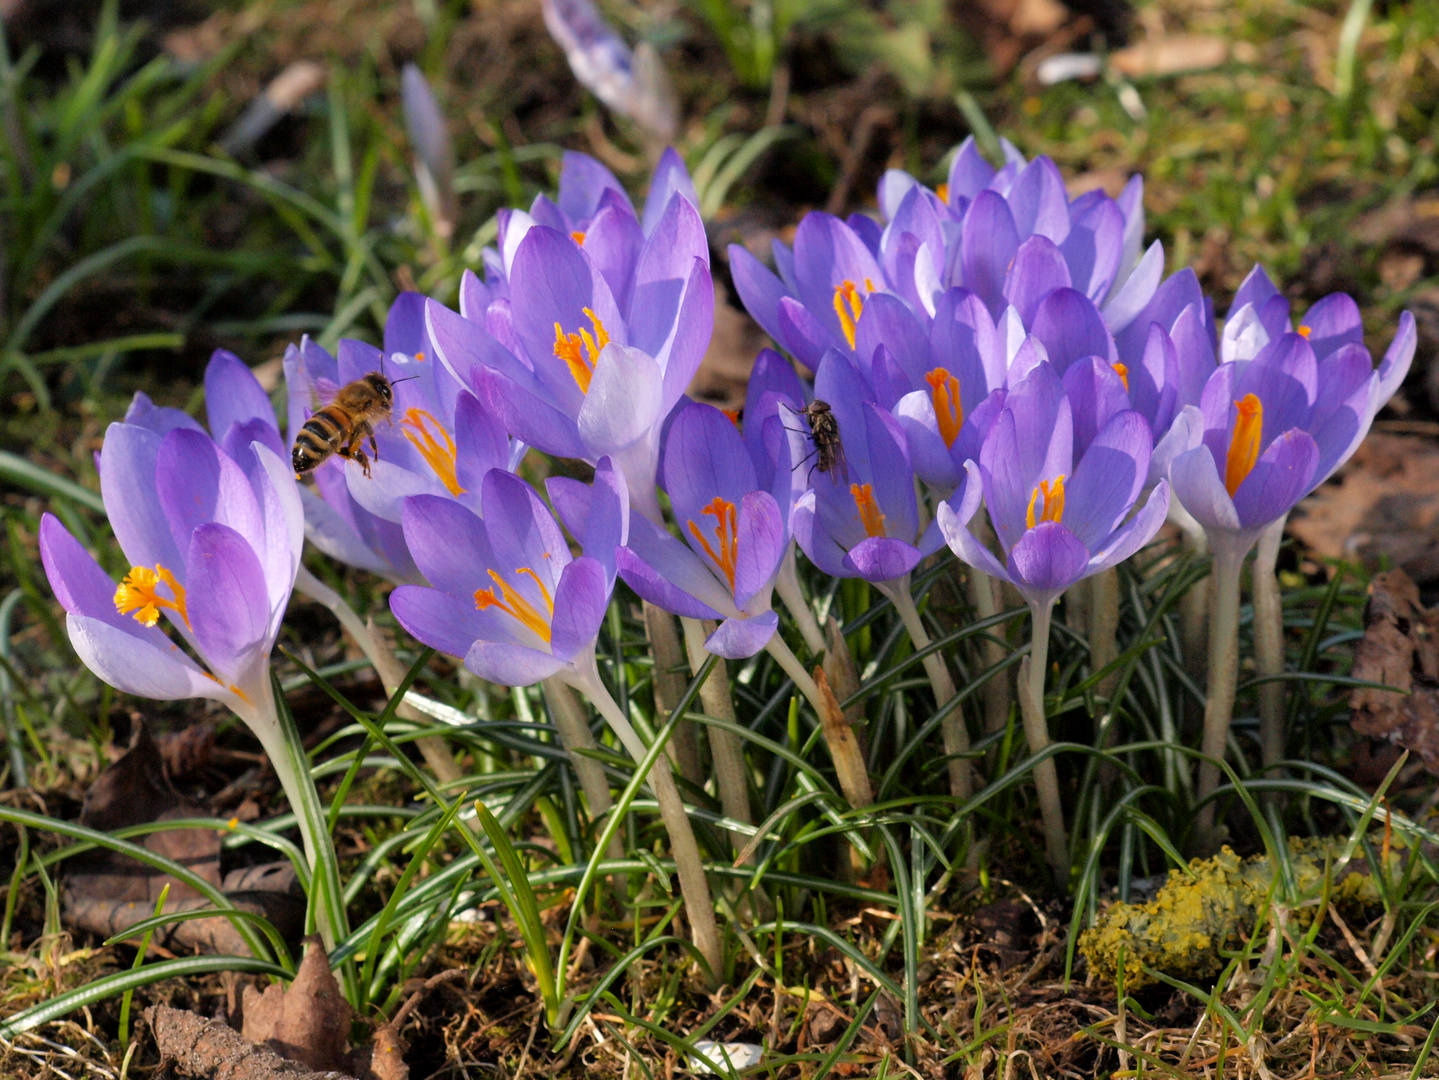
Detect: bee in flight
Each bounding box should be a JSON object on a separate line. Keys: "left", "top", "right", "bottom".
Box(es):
{"left": 784, "top": 399, "right": 849, "bottom": 486}
{"left": 292, "top": 371, "right": 413, "bottom": 479}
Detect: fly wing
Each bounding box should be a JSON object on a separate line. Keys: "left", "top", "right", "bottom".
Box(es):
{"left": 826, "top": 436, "right": 850, "bottom": 488}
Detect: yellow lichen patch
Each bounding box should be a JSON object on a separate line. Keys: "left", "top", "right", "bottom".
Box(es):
{"left": 1079, "top": 840, "right": 1390, "bottom": 988}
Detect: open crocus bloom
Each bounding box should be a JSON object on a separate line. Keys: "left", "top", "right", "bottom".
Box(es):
{"left": 41, "top": 352, "right": 303, "bottom": 725}
{"left": 938, "top": 360, "right": 1170, "bottom": 611}
{"left": 389, "top": 461, "right": 627, "bottom": 686}
{"left": 1170, "top": 307, "right": 1416, "bottom": 553}
{"left": 792, "top": 355, "right": 946, "bottom": 584}
{"left": 602, "top": 401, "right": 789, "bottom": 659}
{"left": 426, "top": 184, "right": 711, "bottom": 522}
{"left": 285, "top": 294, "right": 516, "bottom": 581}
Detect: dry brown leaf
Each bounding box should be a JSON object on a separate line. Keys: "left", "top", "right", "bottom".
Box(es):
{"left": 147, "top": 1004, "right": 355, "bottom": 1080}
{"left": 1110, "top": 35, "right": 1229, "bottom": 78}
{"left": 1349, "top": 570, "right": 1439, "bottom": 774}
{"left": 1289, "top": 433, "right": 1439, "bottom": 585}
{"left": 242, "top": 937, "right": 353, "bottom": 1073}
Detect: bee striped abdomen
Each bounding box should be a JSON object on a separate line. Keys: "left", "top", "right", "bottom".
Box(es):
{"left": 292, "top": 406, "right": 351, "bottom": 474}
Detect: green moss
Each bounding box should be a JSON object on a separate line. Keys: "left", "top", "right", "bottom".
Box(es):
{"left": 1080, "top": 840, "right": 1388, "bottom": 987}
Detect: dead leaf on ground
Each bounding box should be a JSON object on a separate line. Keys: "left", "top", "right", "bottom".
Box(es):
{"left": 1109, "top": 35, "right": 1230, "bottom": 78}
{"left": 148, "top": 1003, "right": 358, "bottom": 1080}
{"left": 63, "top": 723, "right": 304, "bottom": 954}
{"left": 1349, "top": 569, "right": 1439, "bottom": 774}
{"left": 242, "top": 937, "right": 354, "bottom": 1073}
{"left": 1290, "top": 434, "right": 1439, "bottom": 586}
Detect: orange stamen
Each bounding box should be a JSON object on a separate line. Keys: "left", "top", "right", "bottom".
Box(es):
{"left": 850, "top": 483, "right": 888, "bottom": 538}
{"left": 687, "top": 496, "right": 739, "bottom": 591}
{"left": 400, "top": 408, "right": 466, "bottom": 496}
{"left": 414, "top": 351, "right": 425, "bottom": 361}
{"left": 936, "top": 182, "right": 950, "bottom": 204}
{"left": 1112, "top": 362, "right": 1129, "bottom": 391}
{"left": 571, "top": 230, "right": 586, "bottom": 246}
{"left": 1025, "top": 477, "right": 1066, "bottom": 528}
{"left": 552, "top": 307, "right": 609, "bottom": 393}
{"left": 1296, "top": 325, "right": 1311, "bottom": 339}
{"left": 474, "top": 567, "right": 553, "bottom": 642}
{"left": 1224, "top": 393, "right": 1263, "bottom": 497}
{"left": 831, "top": 278, "right": 874, "bottom": 350}
{"left": 721, "top": 408, "right": 742, "bottom": 428}
{"left": 114, "top": 564, "right": 189, "bottom": 629}
{"left": 925, "top": 368, "right": 963, "bottom": 448}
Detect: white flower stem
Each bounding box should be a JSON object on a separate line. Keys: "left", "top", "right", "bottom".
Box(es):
{"left": 963, "top": 520, "right": 1013, "bottom": 739}
{"left": 570, "top": 657, "right": 723, "bottom": 980}
{"left": 294, "top": 565, "right": 464, "bottom": 785}
{"left": 1020, "top": 601, "right": 1069, "bottom": 882}
{"left": 1195, "top": 542, "right": 1248, "bottom": 841}
{"left": 1253, "top": 517, "right": 1288, "bottom": 774}
{"left": 764, "top": 632, "right": 873, "bottom": 808}
{"left": 774, "top": 545, "right": 826, "bottom": 656}
{"left": 877, "top": 576, "right": 971, "bottom": 800}
{"left": 680, "top": 616, "right": 753, "bottom": 852}
{"left": 642, "top": 601, "right": 704, "bottom": 785}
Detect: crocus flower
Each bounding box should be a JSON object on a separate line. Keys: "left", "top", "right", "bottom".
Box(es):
{"left": 389, "top": 460, "right": 627, "bottom": 687}
{"left": 285, "top": 293, "right": 516, "bottom": 580}
{"left": 601, "top": 401, "right": 789, "bottom": 658}
{"left": 426, "top": 180, "right": 712, "bottom": 522}
{"left": 791, "top": 355, "right": 947, "bottom": 584}
{"left": 938, "top": 359, "right": 1170, "bottom": 612}
{"left": 40, "top": 350, "right": 302, "bottom": 737}
{"left": 401, "top": 64, "right": 456, "bottom": 237}
{"left": 540, "top": 0, "right": 679, "bottom": 140}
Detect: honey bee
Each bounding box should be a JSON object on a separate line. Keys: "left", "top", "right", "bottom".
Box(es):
{"left": 785, "top": 399, "right": 849, "bottom": 486}
{"left": 292, "top": 372, "right": 407, "bottom": 478}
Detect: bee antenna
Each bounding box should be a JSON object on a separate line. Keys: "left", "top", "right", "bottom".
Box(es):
{"left": 390, "top": 375, "right": 420, "bottom": 385}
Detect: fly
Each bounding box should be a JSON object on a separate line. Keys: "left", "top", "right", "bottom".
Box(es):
{"left": 784, "top": 400, "right": 849, "bottom": 486}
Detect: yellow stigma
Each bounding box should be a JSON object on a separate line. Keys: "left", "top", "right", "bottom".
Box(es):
{"left": 474, "top": 567, "right": 553, "bottom": 642}
{"left": 832, "top": 278, "right": 874, "bottom": 350}
{"left": 1224, "top": 393, "right": 1264, "bottom": 497}
{"left": 553, "top": 307, "right": 609, "bottom": 393}
{"left": 935, "top": 182, "right": 950, "bottom": 204}
{"left": 114, "top": 564, "right": 189, "bottom": 629}
{"left": 1112, "top": 362, "right": 1129, "bottom": 391}
{"left": 687, "top": 496, "right": 739, "bottom": 591}
{"left": 401, "top": 408, "right": 466, "bottom": 496}
{"left": 1025, "top": 477, "right": 1067, "bottom": 529}
{"left": 1296, "top": 324, "right": 1311, "bottom": 339}
{"left": 571, "top": 230, "right": 586, "bottom": 246}
{"left": 925, "top": 368, "right": 963, "bottom": 449}
{"left": 850, "top": 483, "right": 888, "bottom": 539}
{"left": 414, "top": 351, "right": 425, "bottom": 361}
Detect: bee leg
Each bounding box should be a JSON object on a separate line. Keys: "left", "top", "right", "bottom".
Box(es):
{"left": 352, "top": 446, "right": 373, "bottom": 478}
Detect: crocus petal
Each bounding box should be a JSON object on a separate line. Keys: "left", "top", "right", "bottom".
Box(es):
{"left": 401, "top": 494, "right": 496, "bottom": 597}
{"left": 205, "top": 350, "right": 276, "bottom": 441}
{"left": 384, "top": 292, "right": 429, "bottom": 357}
{"left": 1236, "top": 333, "right": 1317, "bottom": 443}
{"left": 1170, "top": 443, "right": 1241, "bottom": 534}
{"left": 776, "top": 296, "right": 835, "bottom": 367}
{"left": 66, "top": 613, "right": 228, "bottom": 702}
{"left": 895, "top": 390, "right": 962, "bottom": 491}
{"left": 1006, "top": 521, "right": 1090, "bottom": 599}
{"left": 298, "top": 487, "right": 395, "bottom": 576}
{"left": 792, "top": 213, "right": 887, "bottom": 346}
{"left": 390, "top": 585, "right": 491, "bottom": 659}
{"left": 1298, "top": 292, "right": 1363, "bottom": 360}
{"left": 1088, "top": 480, "right": 1171, "bottom": 574}
{"left": 624, "top": 508, "right": 736, "bottom": 613}
{"left": 1310, "top": 344, "right": 1376, "bottom": 483}
{"left": 577, "top": 342, "right": 665, "bottom": 456}
{"left": 841, "top": 536, "right": 922, "bottom": 582}
{"left": 728, "top": 245, "right": 791, "bottom": 346}
{"left": 936, "top": 466, "right": 1013, "bottom": 586}
{"left": 733, "top": 490, "right": 785, "bottom": 610}
{"left": 465, "top": 640, "right": 569, "bottom": 687}
{"left": 40, "top": 514, "right": 168, "bottom": 641}
{"left": 347, "top": 458, "right": 449, "bottom": 523}
{"left": 1150, "top": 404, "right": 1203, "bottom": 489}
{"left": 1007, "top": 156, "right": 1070, "bottom": 243}
{"left": 101, "top": 423, "right": 184, "bottom": 572}
{"left": 1004, "top": 236, "right": 1072, "bottom": 328}
{"left": 156, "top": 427, "right": 261, "bottom": 559}
{"left": 643, "top": 147, "right": 699, "bottom": 238}
{"left": 471, "top": 365, "right": 589, "bottom": 461}
{"left": 664, "top": 402, "right": 757, "bottom": 536}
{"left": 616, "top": 544, "right": 727, "bottom": 620}
{"left": 1102, "top": 239, "right": 1164, "bottom": 335}
{"left": 1062, "top": 358, "right": 1132, "bottom": 462}
{"left": 655, "top": 260, "right": 714, "bottom": 409}
{"left": 1231, "top": 428, "right": 1318, "bottom": 531}
{"left": 705, "top": 611, "right": 779, "bottom": 659}
{"left": 185, "top": 523, "right": 271, "bottom": 682}
{"left": 1377, "top": 311, "right": 1416, "bottom": 405}
{"left": 1031, "top": 288, "right": 1114, "bottom": 375}
{"left": 558, "top": 150, "right": 630, "bottom": 223}
{"left": 947, "top": 135, "right": 996, "bottom": 203}
{"left": 1230, "top": 264, "right": 1281, "bottom": 320}
{"left": 480, "top": 470, "right": 571, "bottom": 591}
{"left": 549, "top": 556, "right": 609, "bottom": 661}
{"left": 1061, "top": 196, "right": 1124, "bottom": 303}
{"left": 582, "top": 199, "right": 644, "bottom": 316}
{"left": 124, "top": 392, "right": 205, "bottom": 438}
{"left": 961, "top": 190, "right": 1020, "bottom": 317}
{"left": 790, "top": 491, "right": 849, "bottom": 578}
{"left": 1062, "top": 409, "right": 1151, "bottom": 552}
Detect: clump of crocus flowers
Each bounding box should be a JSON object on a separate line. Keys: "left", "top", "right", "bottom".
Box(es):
{"left": 43, "top": 140, "right": 1415, "bottom": 972}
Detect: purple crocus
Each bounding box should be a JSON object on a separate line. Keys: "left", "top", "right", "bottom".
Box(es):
{"left": 938, "top": 359, "right": 1170, "bottom": 613}
{"left": 40, "top": 350, "right": 302, "bottom": 744}
{"left": 426, "top": 174, "right": 711, "bottom": 522}
{"left": 285, "top": 293, "right": 516, "bottom": 580}
{"left": 599, "top": 400, "right": 789, "bottom": 659}
{"left": 389, "top": 460, "right": 626, "bottom": 687}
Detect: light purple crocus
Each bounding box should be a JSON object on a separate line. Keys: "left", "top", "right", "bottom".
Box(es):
{"left": 938, "top": 359, "right": 1170, "bottom": 612}
{"left": 791, "top": 354, "right": 947, "bottom": 585}
{"left": 600, "top": 401, "right": 789, "bottom": 659}
{"left": 285, "top": 293, "right": 517, "bottom": 580}
{"left": 540, "top": 0, "right": 678, "bottom": 140}
{"left": 40, "top": 350, "right": 302, "bottom": 732}
{"left": 389, "top": 460, "right": 627, "bottom": 687}
{"left": 426, "top": 174, "right": 711, "bottom": 522}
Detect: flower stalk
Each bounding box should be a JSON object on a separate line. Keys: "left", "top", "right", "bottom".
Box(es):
{"left": 680, "top": 616, "right": 753, "bottom": 850}
{"left": 1253, "top": 517, "right": 1287, "bottom": 772}
{"left": 764, "top": 633, "right": 872, "bottom": 808}
{"left": 1019, "top": 601, "right": 1069, "bottom": 882}
{"left": 1195, "top": 541, "right": 1247, "bottom": 840}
